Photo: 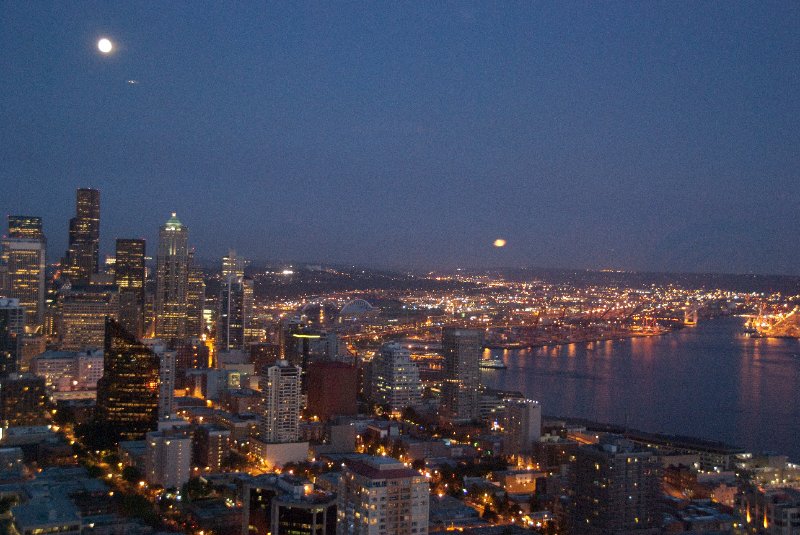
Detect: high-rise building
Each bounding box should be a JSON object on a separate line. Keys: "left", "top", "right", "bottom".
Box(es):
{"left": 193, "top": 424, "right": 231, "bottom": 472}
{"left": 372, "top": 342, "right": 422, "bottom": 413}
{"left": 185, "top": 251, "right": 206, "bottom": 339}
{"left": 158, "top": 349, "right": 176, "bottom": 419}
{"left": 175, "top": 339, "right": 209, "bottom": 391}
{"left": 242, "top": 474, "right": 337, "bottom": 535}
{"left": 338, "top": 456, "right": 430, "bottom": 535}
{"left": 63, "top": 188, "right": 100, "bottom": 285}
{"left": 2, "top": 215, "right": 46, "bottom": 329}
{"left": 0, "top": 262, "right": 8, "bottom": 297}
{"left": 0, "top": 373, "right": 48, "bottom": 427}
{"left": 259, "top": 360, "right": 302, "bottom": 444}
{"left": 7, "top": 216, "right": 44, "bottom": 240}
{"left": 569, "top": 436, "right": 660, "bottom": 534}
{"left": 95, "top": 319, "right": 160, "bottom": 441}
{"left": 114, "top": 239, "right": 146, "bottom": 339}
{"left": 503, "top": 398, "right": 542, "bottom": 456}
{"left": 441, "top": 327, "right": 482, "bottom": 422}
{"left": 145, "top": 427, "right": 192, "bottom": 489}
{"left": 217, "top": 276, "right": 253, "bottom": 352}
{"left": 0, "top": 299, "right": 25, "bottom": 376}
{"left": 17, "top": 333, "right": 46, "bottom": 374}
{"left": 154, "top": 213, "right": 189, "bottom": 342}
{"left": 221, "top": 249, "right": 246, "bottom": 279}
{"left": 306, "top": 361, "right": 358, "bottom": 421}
{"left": 57, "top": 284, "right": 118, "bottom": 351}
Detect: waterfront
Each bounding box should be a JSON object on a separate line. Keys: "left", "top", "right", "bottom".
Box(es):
{"left": 482, "top": 316, "right": 800, "bottom": 461}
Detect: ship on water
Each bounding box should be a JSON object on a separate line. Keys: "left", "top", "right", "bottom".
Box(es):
{"left": 479, "top": 356, "right": 507, "bottom": 369}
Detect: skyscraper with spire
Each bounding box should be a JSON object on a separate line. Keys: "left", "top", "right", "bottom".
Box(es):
{"left": 154, "top": 213, "right": 189, "bottom": 342}
{"left": 63, "top": 188, "right": 100, "bottom": 285}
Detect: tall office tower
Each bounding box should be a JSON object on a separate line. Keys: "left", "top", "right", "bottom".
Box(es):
{"left": 7, "top": 216, "right": 44, "bottom": 240}
{"left": 0, "top": 262, "right": 8, "bottom": 296}
{"left": 145, "top": 427, "right": 192, "bottom": 489}
{"left": 441, "top": 327, "right": 483, "bottom": 422}
{"left": 96, "top": 319, "right": 160, "bottom": 441}
{"left": 0, "top": 299, "right": 25, "bottom": 376}
{"left": 503, "top": 398, "right": 542, "bottom": 456}
{"left": 63, "top": 188, "right": 100, "bottom": 285}
{"left": 338, "top": 456, "right": 430, "bottom": 535}
{"left": 259, "top": 360, "right": 302, "bottom": 443}
{"left": 57, "top": 284, "right": 118, "bottom": 351}
{"left": 569, "top": 436, "right": 660, "bottom": 534}
{"left": 2, "top": 216, "right": 46, "bottom": 329}
{"left": 154, "top": 213, "right": 189, "bottom": 342}
{"left": 221, "top": 249, "right": 246, "bottom": 279}
{"left": 185, "top": 251, "right": 206, "bottom": 339}
{"left": 157, "top": 349, "right": 175, "bottom": 419}
{"left": 242, "top": 474, "right": 337, "bottom": 535}
{"left": 372, "top": 342, "right": 422, "bottom": 412}
{"left": 114, "top": 239, "right": 146, "bottom": 339}
{"left": 0, "top": 373, "right": 48, "bottom": 427}
{"left": 217, "top": 276, "right": 254, "bottom": 352}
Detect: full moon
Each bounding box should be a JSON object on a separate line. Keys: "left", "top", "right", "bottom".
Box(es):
{"left": 493, "top": 238, "right": 507, "bottom": 248}
{"left": 97, "top": 38, "right": 113, "bottom": 54}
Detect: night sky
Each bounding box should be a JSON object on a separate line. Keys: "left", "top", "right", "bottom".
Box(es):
{"left": 2, "top": 2, "right": 799, "bottom": 273}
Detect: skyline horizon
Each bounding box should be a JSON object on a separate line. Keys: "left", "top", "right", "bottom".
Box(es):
{"left": 8, "top": 195, "right": 800, "bottom": 281}
{"left": 4, "top": 3, "right": 799, "bottom": 276}
{"left": 6, "top": 196, "right": 800, "bottom": 278}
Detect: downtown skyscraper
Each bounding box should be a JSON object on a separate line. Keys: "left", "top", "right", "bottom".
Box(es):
{"left": 441, "top": 327, "right": 483, "bottom": 422}
{"left": 0, "top": 298, "right": 25, "bottom": 375}
{"left": 259, "top": 360, "right": 302, "bottom": 444}
{"left": 372, "top": 341, "right": 422, "bottom": 412}
{"left": 115, "top": 239, "right": 146, "bottom": 338}
{"left": 95, "top": 318, "right": 160, "bottom": 441}
{"left": 1, "top": 215, "right": 46, "bottom": 329}
{"left": 185, "top": 250, "right": 206, "bottom": 339}
{"left": 217, "top": 275, "right": 253, "bottom": 352}
{"left": 63, "top": 188, "right": 100, "bottom": 285}
{"left": 154, "top": 214, "right": 189, "bottom": 342}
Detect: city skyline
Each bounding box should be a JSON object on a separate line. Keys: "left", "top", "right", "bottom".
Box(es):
{"left": 3, "top": 5, "right": 800, "bottom": 533}
{"left": 2, "top": 3, "right": 799, "bottom": 274}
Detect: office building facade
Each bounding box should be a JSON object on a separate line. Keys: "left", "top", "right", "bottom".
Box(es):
{"left": 259, "top": 360, "right": 302, "bottom": 443}
{"left": 114, "top": 239, "right": 146, "bottom": 339}
{"left": 95, "top": 319, "right": 160, "bottom": 441}
{"left": 154, "top": 214, "right": 189, "bottom": 341}
{"left": 441, "top": 327, "right": 483, "bottom": 422}
{"left": 338, "top": 456, "right": 429, "bottom": 535}
{"left": 63, "top": 188, "right": 100, "bottom": 285}
{"left": 372, "top": 342, "right": 422, "bottom": 412}
{"left": 0, "top": 299, "right": 25, "bottom": 376}
{"left": 2, "top": 215, "right": 46, "bottom": 329}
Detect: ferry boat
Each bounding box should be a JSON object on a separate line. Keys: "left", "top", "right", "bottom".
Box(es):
{"left": 479, "top": 357, "right": 507, "bottom": 369}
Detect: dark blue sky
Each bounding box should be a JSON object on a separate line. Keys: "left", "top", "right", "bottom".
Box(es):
{"left": 2, "top": 2, "right": 799, "bottom": 273}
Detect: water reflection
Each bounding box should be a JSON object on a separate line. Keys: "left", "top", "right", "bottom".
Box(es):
{"left": 482, "top": 317, "right": 800, "bottom": 461}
